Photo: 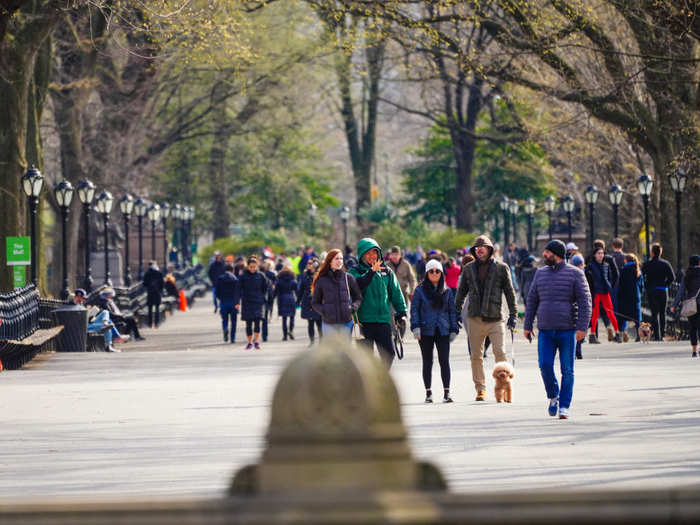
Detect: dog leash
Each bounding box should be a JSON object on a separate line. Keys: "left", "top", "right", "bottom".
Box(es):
{"left": 509, "top": 328, "right": 516, "bottom": 368}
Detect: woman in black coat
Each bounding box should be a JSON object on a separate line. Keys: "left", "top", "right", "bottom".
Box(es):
{"left": 142, "top": 260, "right": 164, "bottom": 328}
{"left": 311, "top": 249, "right": 362, "bottom": 339}
{"left": 238, "top": 256, "right": 268, "bottom": 350}
{"left": 298, "top": 258, "right": 322, "bottom": 345}
{"left": 617, "top": 253, "right": 643, "bottom": 342}
{"left": 275, "top": 266, "right": 298, "bottom": 341}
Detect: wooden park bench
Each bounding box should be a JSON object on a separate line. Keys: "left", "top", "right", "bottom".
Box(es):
{"left": 0, "top": 286, "right": 64, "bottom": 370}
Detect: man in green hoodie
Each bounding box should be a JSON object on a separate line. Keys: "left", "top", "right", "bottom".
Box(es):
{"left": 349, "top": 238, "right": 407, "bottom": 367}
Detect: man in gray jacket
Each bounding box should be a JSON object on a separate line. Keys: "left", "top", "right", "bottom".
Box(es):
{"left": 456, "top": 235, "right": 517, "bottom": 401}
{"left": 524, "top": 240, "right": 592, "bottom": 420}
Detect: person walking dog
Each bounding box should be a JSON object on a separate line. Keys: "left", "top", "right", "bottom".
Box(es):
{"left": 671, "top": 255, "right": 700, "bottom": 357}
{"left": 348, "top": 238, "right": 407, "bottom": 367}
{"left": 524, "top": 240, "right": 592, "bottom": 420}
{"left": 642, "top": 243, "right": 675, "bottom": 341}
{"left": 311, "top": 249, "right": 363, "bottom": 338}
{"left": 411, "top": 259, "right": 458, "bottom": 404}
{"left": 455, "top": 235, "right": 517, "bottom": 401}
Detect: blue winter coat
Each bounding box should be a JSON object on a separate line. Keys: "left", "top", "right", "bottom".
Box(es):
{"left": 275, "top": 270, "right": 298, "bottom": 317}
{"left": 410, "top": 283, "right": 458, "bottom": 337}
{"left": 298, "top": 270, "right": 321, "bottom": 320}
{"left": 215, "top": 271, "right": 240, "bottom": 305}
{"left": 524, "top": 261, "right": 592, "bottom": 332}
{"left": 617, "top": 262, "right": 643, "bottom": 323}
{"left": 238, "top": 270, "right": 268, "bottom": 320}
{"left": 587, "top": 261, "right": 614, "bottom": 294}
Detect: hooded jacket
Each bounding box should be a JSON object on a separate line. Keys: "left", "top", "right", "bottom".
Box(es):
{"left": 215, "top": 271, "right": 240, "bottom": 304}
{"left": 274, "top": 269, "right": 298, "bottom": 317}
{"left": 348, "top": 238, "right": 407, "bottom": 324}
{"left": 455, "top": 235, "right": 516, "bottom": 321}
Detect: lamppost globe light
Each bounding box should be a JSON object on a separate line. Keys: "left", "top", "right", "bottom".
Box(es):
{"left": 54, "top": 180, "right": 74, "bottom": 208}
{"left": 508, "top": 199, "right": 519, "bottom": 215}
{"left": 608, "top": 184, "right": 623, "bottom": 205}
{"left": 584, "top": 185, "right": 599, "bottom": 204}
{"left": 134, "top": 198, "right": 149, "bottom": 217}
{"left": 669, "top": 167, "right": 687, "bottom": 193}
{"left": 499, "top": 196, "right": 509, "bottom": 210}
{"left": 340, "top": 205, "right": 350, "bottom": 220}
{"left": 77, "top": 180, "right": 96, "bottom": 204}
{"left": 562, "top": 195, "right": 575, "bottom": 212}
{"left": 161, "top": 202, "right": 170, "bottom": 218}
{"left": 148, "top": 203, "right": 161, "bottom": 222}
{"left": 22, "top": 166, "right": 44, "bottom": 197}
{"left": 119, "top": 194, "right": 134, "bottom": 216}
{"left": 95, "top": 191, "right": 114, "bottom": 214}
{"left": 543, "top": 195, "right": 555, "bottom": 212}
{"left": 636, "top": 173, "right": 653, "bottom": 196}
{"left": 524, "top": 197, "right": 536, "bottom": 215}
{"left": 188, "top": 206, "right": 194, "bottom": 220}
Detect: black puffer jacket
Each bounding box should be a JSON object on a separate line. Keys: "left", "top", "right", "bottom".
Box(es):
{"left": 238, "top": 270, "right": 268, "bottom": 320}
{"left": 311, "top": 269, "right": 362, "bottom": 324}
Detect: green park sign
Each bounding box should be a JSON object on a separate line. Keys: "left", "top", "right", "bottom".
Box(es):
{"left": 13, "top": 266, "right": 26, "bottom": 288}
{"left": 6, "top": 236, "right": 31, "bottom": 266}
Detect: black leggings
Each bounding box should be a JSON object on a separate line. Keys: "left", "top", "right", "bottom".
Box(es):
{"left": 419, "top": 334, "right": 451, "bottom": 390}
{"left": 245, "top": 318, "right": 261, "bottom": 337}
{"left": 359, "top": 322, "right": 396, "bottom": 367}
{"left": 648, "top": 289, "right": 668, "bottom": 340}
{"left": 282, "top": 316, "right": 295, "bottom": 335}
{"left": 689, "top": 313, "right": 700, "bottom": 347}
{"left": 307, "top": 319, "right": 322, "bottom": 340}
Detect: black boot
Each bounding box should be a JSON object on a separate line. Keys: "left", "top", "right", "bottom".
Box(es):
{"left": 288, "top": 331, "right": 295, "bottom": 340}
{"left": 223, "top": 330, "right": 228, "bottom": 342}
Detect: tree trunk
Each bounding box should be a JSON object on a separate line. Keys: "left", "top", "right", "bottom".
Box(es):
{"left": 208, "top": 83, "right": 232, "bottom": 240}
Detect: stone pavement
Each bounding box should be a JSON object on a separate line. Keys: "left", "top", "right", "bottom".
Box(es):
{"left": 1, "top": 296, "right": 699, "bottom": 500}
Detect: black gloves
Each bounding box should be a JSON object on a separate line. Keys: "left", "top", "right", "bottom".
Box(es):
{"left": 394, "top": 313, "right": 406, "bottom": 323}
{"left": 507, "top": 314, "right": 517, "bottom": 330}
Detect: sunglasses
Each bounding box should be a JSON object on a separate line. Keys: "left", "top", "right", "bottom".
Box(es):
{"left": 427, "top": 269, "right": 442, "bottom": 274}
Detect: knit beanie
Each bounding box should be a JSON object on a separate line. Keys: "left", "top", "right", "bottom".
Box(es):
{"left": 545, "top": 239, "right": 566, "bottom": 260}
{"left": 690, "top": 254, "right": 700, "bottom": 267}
{"left": 425, "top": 259, "right": 444, "bottom": 274}
{"left": 571, "top": 254, "right": 584, "bottom": 267}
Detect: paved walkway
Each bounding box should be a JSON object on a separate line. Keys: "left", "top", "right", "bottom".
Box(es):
{"left": 1, "top": 295, "right": 699, "bottom": 500}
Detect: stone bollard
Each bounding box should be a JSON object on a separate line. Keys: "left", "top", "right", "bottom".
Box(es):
{"left": 230, "top": 334, "right": 446, "bottom": 496}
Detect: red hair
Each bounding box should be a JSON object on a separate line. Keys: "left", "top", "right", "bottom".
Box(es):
{"left": 312, "top": 249, "right": 342, "bottom": 293}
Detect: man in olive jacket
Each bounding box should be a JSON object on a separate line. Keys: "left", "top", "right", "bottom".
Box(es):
{"left": 349, "top": 238, "right": 407, "bottom": 367}
{"left": 455, "top": 235, "right": 517, "bottom": 400}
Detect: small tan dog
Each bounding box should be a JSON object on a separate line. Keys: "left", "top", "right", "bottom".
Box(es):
{"left": 638, "top": 322, "right": 652, "bottom": 343}
{"left": 492, "top": 361, "right": 514, "bottom": 403}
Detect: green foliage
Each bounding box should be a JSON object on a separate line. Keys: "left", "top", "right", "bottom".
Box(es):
{"left": 357, "top": 201, "right": 397, "bottom": 226}
{"left": 371, "top": 219, "right": 475, "bottom": 254}
{"left": 199, "top": 230, "right": 292, "bottom": 261}
{"left": 400, "top": 125, "right": 456, "bottom": 226}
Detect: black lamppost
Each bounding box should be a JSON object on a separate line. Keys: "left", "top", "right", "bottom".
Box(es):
{"left": 508, "top": 199, "right": 519, "bottom": 246}
{"left": 340, "top": 205, "right": 350, "bottom": 248}
{"left": 54, "top": 180, "right": 74, "bottom": 299}
{"left": 562, "top": 194, "right": 575, "bottom": 243}
{"left": 21, "top": 166, "right": 44, "bottom": 285}
{"left": 172, "top": 204, "right": 183, "bottom": 268}
{"left": 181, "top": 206, "right": 190, "bottom": 267}
{"left": 543, "top": 195, "right": 555, "bottom": 240}
{"left": 189, "top": 206, "right": 196, "bottom": 261}
{"left": 500, "top": 196, "right": 510, "bottom": 246}
{"left": 95, "top": 191, "right": 114, "bottom": 286}
{"left": 669, "top": 167, "right": 687, "bottom": 280}
{"left": 161, "top": 202, "right": 170, "bottom": 271}
{"left": 584, "top": 184, "right": 599, "bottom": 251}
{"left": 636, "top": 173, "right": 654, "bottom": 261}
{"left": 134, "top": 198, "right": 148, "bottom": 279}
{"left": 119, "top": 194, "right": 134, "bottom": 287}
{"left": 77, "top": 180, "right": 95, "bottom": 292}
{"left": 148, "top": 203, "right": 161, "bottom": 265}
{"left": 524, "top": 197, "right": 535, "bottom": 252}
{"left": 608, "top": 184, "right": 623, "bottom": 239}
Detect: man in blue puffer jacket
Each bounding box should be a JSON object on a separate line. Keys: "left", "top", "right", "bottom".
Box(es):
{"left": 524, "top": 240, "right": 592, "bottom": 420}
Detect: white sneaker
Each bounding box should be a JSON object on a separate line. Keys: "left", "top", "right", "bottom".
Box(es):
{"left": 106, "top": 345, "right": 121, "bottom": 353}
{"left": 559, "top": 407, "right": 570, "bottom": 419}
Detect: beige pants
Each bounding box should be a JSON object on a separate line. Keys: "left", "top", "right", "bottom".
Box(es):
{"left": 467, "top": 317, "right": 507, "bottom": 392}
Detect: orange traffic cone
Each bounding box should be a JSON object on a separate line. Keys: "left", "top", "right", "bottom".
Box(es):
{"left": 179, "top": 289, "right": 187, "bottom": 312}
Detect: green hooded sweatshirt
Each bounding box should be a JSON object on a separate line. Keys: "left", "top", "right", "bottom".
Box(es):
{"left": 348, "top": 238, "right": 407, "bottom": 324}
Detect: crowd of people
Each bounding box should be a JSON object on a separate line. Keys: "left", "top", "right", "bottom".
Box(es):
{"left": 205, "top": 236, "right": 699, "bottom": 419}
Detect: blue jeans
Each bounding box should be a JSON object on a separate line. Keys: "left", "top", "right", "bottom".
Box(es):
{"left": 322, "top": 321, "right": 353, "bottom": 339}
{"left": 537, "top": 329, "right": 576, "bottom": 409}
{"left": 219, "top": 301, "right": 238, "bottom": 339}
{"left": 212, "top": 287, "right": 218, "bottom": 309}
{"left": 89, "top": 310, "right": 118, "bottom": 345}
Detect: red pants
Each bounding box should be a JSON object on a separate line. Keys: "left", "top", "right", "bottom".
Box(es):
{"left": 591, "top": 293, "right": 619, "bottom": 333}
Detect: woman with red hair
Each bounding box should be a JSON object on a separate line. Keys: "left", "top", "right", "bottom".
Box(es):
{"left": 311, "top": 249, "right": 363, "bottom": 338}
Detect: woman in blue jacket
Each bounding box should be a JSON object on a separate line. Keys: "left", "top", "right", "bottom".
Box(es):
{"left": 275, "top": 266, "right": 299, "bottom": 341}
{"left": 411, "top": 259, "right": 458, "bottom": 403}
{"left": 618, "top": 253, "right": 644, "bottom": 342}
